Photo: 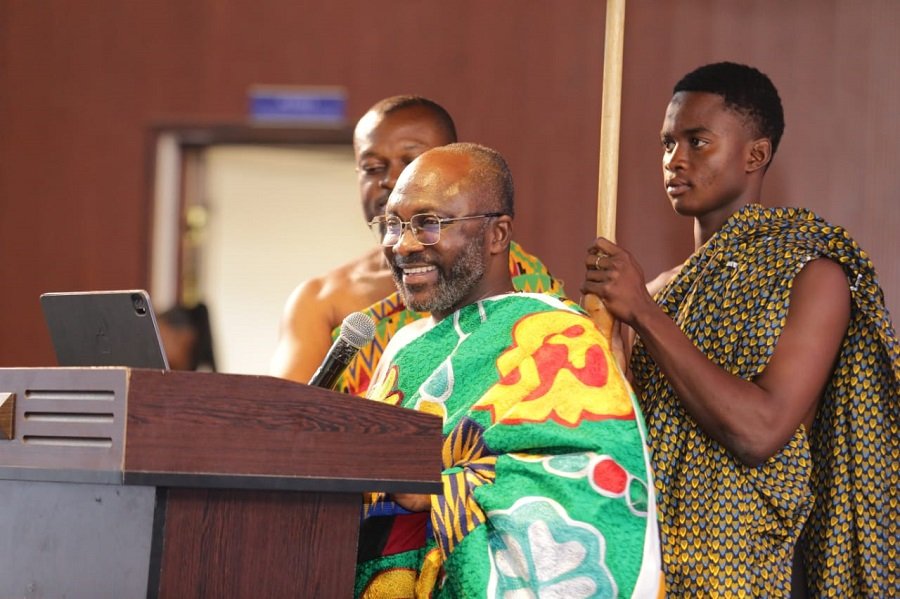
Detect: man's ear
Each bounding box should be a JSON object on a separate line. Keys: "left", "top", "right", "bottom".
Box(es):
{"left": 747, "top": 138, "right": 772, "bottom": 173}
{"left": 489, "top": 215, "right": 513, "bottom": 255}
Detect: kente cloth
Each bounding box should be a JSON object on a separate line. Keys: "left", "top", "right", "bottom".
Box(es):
{"left": 355, "top": 293, "right": 663, "bottom": 599}
{"left": 333, "top": 241, "right": 566, "bottom": 397}
{"left": 630, "top": 204, "right": 899, "bottom": 598}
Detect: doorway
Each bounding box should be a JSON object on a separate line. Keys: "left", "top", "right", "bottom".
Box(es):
{"left": 151, "top": 125, "right": 370, "bottom": 374}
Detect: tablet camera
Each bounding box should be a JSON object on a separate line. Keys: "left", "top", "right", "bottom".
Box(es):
{"left": 131, "top": 293, "right": 147, "bottom": 316}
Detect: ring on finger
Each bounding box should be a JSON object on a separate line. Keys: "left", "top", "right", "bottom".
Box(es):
{"left": 594, "top": 254, "right": 607, "bottom": 269}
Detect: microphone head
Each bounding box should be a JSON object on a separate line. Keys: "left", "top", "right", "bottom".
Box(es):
{"left": 340, "top": 311, "right": 376, "bottom": 349}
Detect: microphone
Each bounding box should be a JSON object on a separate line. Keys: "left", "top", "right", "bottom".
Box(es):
{"left": 308, "top": 311, "right": 376, "bottom": 390}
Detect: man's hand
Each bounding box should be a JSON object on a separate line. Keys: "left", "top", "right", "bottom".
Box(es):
{"left": 392, "top": 493, "right": 431, "bottom": 512}
{"left": 581, "top": 237, "right": 656, "bottom": 327}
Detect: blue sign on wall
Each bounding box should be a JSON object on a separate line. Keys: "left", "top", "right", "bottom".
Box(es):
{"left": 249, "top": 86, "right": 346, "bottom": 125}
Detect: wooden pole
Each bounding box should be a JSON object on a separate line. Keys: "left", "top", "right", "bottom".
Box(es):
{"left": 584, "top": 0, "right": 626, "bottom": 338}
{"left": 597, "top": 0, "right": 625, "bottom": 242}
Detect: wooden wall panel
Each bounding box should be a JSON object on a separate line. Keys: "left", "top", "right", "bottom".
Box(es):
{"left": 1, "top": 0, "right": 897, "bottom": 366}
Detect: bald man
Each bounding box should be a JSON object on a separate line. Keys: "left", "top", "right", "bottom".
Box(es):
{"left": 357, "top": 142, "right": 662, "bottom": 598}
{"left": 271, "top": 96, "right": 564, "bottom": 394}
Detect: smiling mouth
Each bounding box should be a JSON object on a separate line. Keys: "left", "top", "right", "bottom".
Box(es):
{"left": 396, "top": 264, "right": 439, "bottom": 288}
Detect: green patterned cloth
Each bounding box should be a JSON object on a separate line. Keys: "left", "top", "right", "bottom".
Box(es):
{"left": 333, "top": 241, "right": 566, "bottom": 397}
{"left": 356, "top": 293, "right": 662, "bottom": 598}
{"left": 631, "top": 204, "right": 899, "bottom": 597}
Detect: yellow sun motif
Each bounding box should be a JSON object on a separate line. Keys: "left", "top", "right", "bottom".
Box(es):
{"left": 475, "top": 311, "right": 634, "bottom": 427}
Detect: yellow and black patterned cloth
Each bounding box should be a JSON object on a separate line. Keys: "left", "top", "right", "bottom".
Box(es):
{"left": 631, "top": 204, "right": 899, "bottom": 597}
{"left": 333, "top": 240, "right": 566, "bottom": 396}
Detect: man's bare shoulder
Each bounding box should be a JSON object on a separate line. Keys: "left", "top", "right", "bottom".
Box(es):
{"left": 321, "top": 248, "right": 394, "bottom": 294}
{"left": 286, "top": 247, "right": 396, "bottom": 328}
{"left": 270, "top": 247, "right": 398, "bottom": 382}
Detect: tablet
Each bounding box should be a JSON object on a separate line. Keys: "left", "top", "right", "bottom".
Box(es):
{"left": 40, "top": 289, "right": 169, "bottom": 369}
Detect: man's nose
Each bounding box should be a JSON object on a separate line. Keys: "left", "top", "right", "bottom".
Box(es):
{"left": 663, "top": 145, "right": 685, "bottom": 172}
{"left": 391, "top": 225, "right": 424, "bottom": 256}
{"left": 379, "top": 162, "right": 405, "bottom": 190}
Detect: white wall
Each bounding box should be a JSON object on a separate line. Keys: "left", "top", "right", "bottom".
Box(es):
{"left": 201, "top": 144, "right": 371, "bottom": 374}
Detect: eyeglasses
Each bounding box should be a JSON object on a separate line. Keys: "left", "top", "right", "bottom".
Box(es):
{"left": 368, "top": 212, "right": 505, "bottom": 246}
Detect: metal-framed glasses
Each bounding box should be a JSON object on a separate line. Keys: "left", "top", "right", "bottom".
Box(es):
{"left": 368, "top": 212, "right": 505, "bottom": 246}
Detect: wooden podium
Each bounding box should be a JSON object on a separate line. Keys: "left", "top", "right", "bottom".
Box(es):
{"left": 0, "top": 367, "right": 442, "bottom": 598}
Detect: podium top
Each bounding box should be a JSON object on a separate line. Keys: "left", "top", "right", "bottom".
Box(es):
{"left": 0, "top": 367, "right": 441, "bottom": 494}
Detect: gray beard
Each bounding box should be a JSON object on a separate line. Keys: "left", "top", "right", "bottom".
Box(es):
{"left": 394, "top": 236, "right": 486, "bottom": 315}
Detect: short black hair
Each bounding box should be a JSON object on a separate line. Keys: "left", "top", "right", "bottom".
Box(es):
{"left": 368, "top": 95, "right": 458, "bottom": 143}
{"left": 674, "top": 62, "right": 785, "bottom": 155}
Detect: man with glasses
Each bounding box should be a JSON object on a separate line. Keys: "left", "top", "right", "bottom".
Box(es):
{"left": 270, "top": 96, "right": 564, "bottom": 394}
{"left": 355, "top": 142, "right": 662, "bottom": 598}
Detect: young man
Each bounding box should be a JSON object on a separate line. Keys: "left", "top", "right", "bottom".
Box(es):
{"left": 270, "top": 96, "right": 563, "bottom": 394}
{"left": 357, "top": 143, "right": 662, "bottom": 598}
{"left": 582, "top": 62, "right": 898, "bottom": 597}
